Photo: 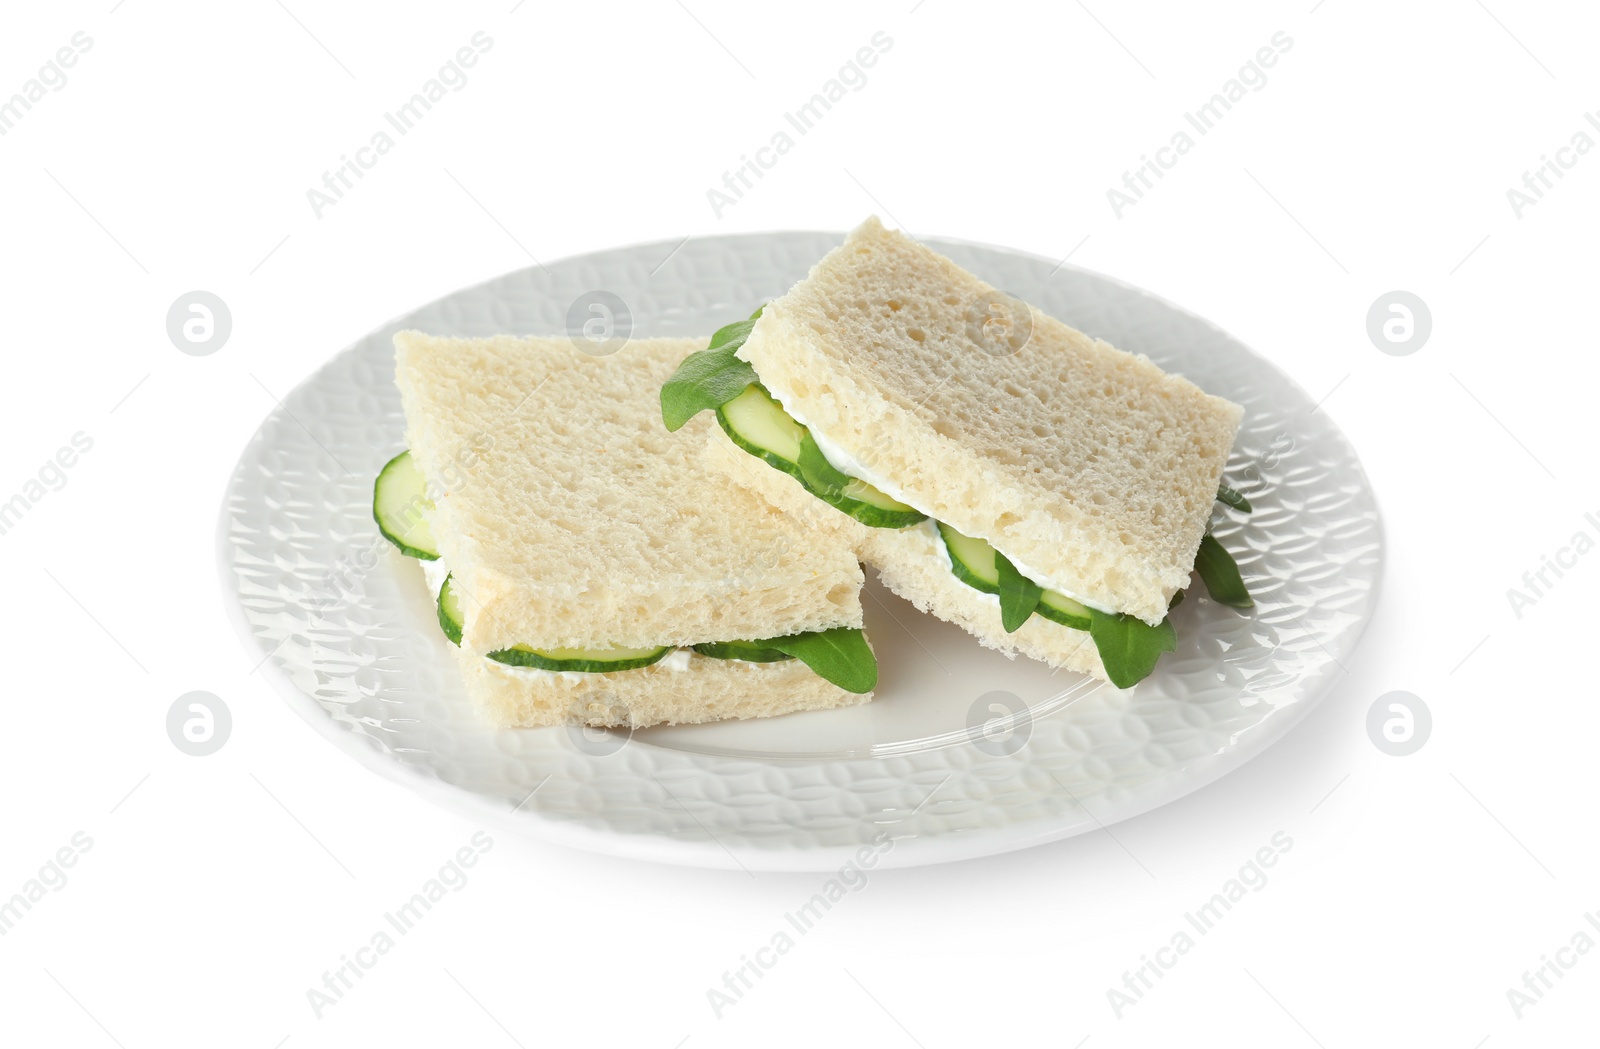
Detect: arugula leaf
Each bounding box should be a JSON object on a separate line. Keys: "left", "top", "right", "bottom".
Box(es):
{"left": 766, "top": 627, "right": 878, "bottom": 694}
{"left": 1088, "top": 610, "right": 1178, "bottom": 689}
{"left": 659, "top": 308, "right": 763, "bottom": 431}
{"left": 707, "top": 311, "right": 761, "bottom": 350}
{"left": 994, "top": 550, "right": 1042, "bottom": 632}
{"left": 796, "top": 432, "right": 852, "bottom": 499}
{"left": 1194, "top": 533, "right": 1253, "bottom": 608}
{"left": 1216, "top": 484, "right": 1252, "bottom": 513}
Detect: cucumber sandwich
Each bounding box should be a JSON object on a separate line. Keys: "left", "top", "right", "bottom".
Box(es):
{"left": 380, "top": 333, "right": 876, "bottom": 729}
{"left": 662, "top": 217, "right": 1251, "bottom": 688}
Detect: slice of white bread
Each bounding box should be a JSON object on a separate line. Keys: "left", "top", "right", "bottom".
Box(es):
{"left": 455, "top": 646, "right": 870, "bottom": 729}
{"left": 394, "top": 333, "right": 864, "bottom": 653}
{"left": 737, "top": 216, "right": 1242, "bottom": 625}
{"left": 705, "top": 428, "right": 1108, "bottom": 680}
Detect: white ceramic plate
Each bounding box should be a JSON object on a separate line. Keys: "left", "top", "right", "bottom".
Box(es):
{"left": 217, "top": 230, "right": 1382, "bottom": 871}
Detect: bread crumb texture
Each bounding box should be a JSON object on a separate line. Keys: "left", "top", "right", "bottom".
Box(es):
{"left": 395, "top": 333, "right": 863, "bottom": 651}
{"left": 738, "top": 216, "right": 1242, "bottom": 624}
{"left": 456, "top": 647, "right": 871, "bottom": 728}
{"left": 705, "top": 428, "right": 1109, "bottom": 681}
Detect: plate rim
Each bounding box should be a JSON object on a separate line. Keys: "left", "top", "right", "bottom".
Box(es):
{"left": 216, "top": 227, "right": 1385, "bottom": 871}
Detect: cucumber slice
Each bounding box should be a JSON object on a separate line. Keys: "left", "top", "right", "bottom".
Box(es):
{"left": 938, "top": 522, "right": 1092, "bottom": 630}
{"left": 719, "top": 383, "right": 806, "bottom": 463}
{"left": 373, "top": 450, "right": 440, "bottom": 560}
{"left": 487, "top": 643, "right": 672, "bottom": 673}
{"left": 437, "top": 573, "right": 465, "bottom": 645}
{"left": 1036, "top": 589, "right": 1092, "bottom": 631}
{"left": 839, "top": 477, "right": 920, "bottom": 518}
{"left": 716, "top": 385, "right": 926, "bottom": 529}
{"left": 810, "top": 473, "right": 924, "bottom": 529}
{"left": 692, "top": 640, "right": 796, "bottom": 663}
{"left": 937, "top": 522, "right": 1000, "bottom": 593}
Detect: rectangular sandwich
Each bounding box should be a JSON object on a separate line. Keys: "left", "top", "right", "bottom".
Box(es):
{"left": 377, "top": 333, "right": 877, "bottom": 728}
{"left": 662, "top": 217, "right": 1251, "bottom": 688}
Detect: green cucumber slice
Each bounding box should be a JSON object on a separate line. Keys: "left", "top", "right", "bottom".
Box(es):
{"left": 487, "top": 643, "right": 672, "bottom": 673}
{"left": 374, "top": 450, "right": 440, "bottom": 560}
{"left": 1036, "top": 589, "right": 1092, "bottom": 631}
{"left": 938, "top": 522, "right": 1092, "bottom": 630}
{"left": 691, "top": 640, "right": 795, "bottom": 663}
{"left": 437, "top": 573, "right": 464, "bottom": 645}
{"left": 838, "top": 477, "right": 920, "bottom": 518}
{"left": 716, "top": 384, "right": 925, "bottom": 529}
{"left": 719, "top": 382, "right": 806, "bottom": 463}
{"left": 936, "top": 522, "right": 1001, "bottom": 593}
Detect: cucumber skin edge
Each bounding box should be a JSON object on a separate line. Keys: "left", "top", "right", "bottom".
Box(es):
{"left": 1034, "top": 601, "right": 1092, "bottom": 632}
{"left": 373, "top": 454, "right": 441, "bottom": 560}
{"left": 486, "top": 647, "right": 672, "bottom": 673}
{"left": 437, "top": 581, "right": 463, "bottom": 646}
{"left": 936, "top": 524, "right": 1093, "bottom": 632}
{"left": 713, "top": 407, "right": 926, "bottom": 530}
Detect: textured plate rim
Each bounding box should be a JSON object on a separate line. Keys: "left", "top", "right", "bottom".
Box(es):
{"left": 216, "top": 228, "right": 1384, "bottom": 872}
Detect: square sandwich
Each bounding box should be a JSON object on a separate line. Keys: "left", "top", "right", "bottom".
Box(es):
{"left": 663, "top": 217, "right": 1248, "bottom": 687}
{"left": 381, "top": 333, "right": 876, "bottom": 728}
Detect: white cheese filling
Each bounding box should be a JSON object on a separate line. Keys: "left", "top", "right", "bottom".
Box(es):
{"left": 758, "top": 378, "right": 1116, "bottom": 615}
{"left": 916, "top": 518, "right": 998, "bottom": 610}
{"left": 418, "top": 555, "right": 451, "bottom": 597}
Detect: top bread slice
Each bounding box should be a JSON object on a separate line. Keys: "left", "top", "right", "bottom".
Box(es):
{"left": 736, "top": 217, "right": 1242, "bottom": 625}
{"left": 394, "top": 333, "right": 864, "bottom": 653}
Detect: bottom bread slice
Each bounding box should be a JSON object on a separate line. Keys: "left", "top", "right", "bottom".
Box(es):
{"left": 860, "top": 524, "right": 1107, "bottom": 680}
{"left": 706, "top": 428, "right": 1109, "bottom": 682}
{"left": 454, "top": 646, "right": 871, "bottom": 729}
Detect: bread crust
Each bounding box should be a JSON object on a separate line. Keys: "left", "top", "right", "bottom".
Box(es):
{"left": 455, "top": 647, "right": 871, "bottom": 729}
{"left": 705, "top": 428, "right": 1109, "bottom": 682}
{"left": 737, "top": 217, "right": 1241, "bottom": 625}
{"left": 394, "top": 333, "right": 865, "bottom": 652}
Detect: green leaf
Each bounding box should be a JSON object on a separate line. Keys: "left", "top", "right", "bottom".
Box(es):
{"left": 1088, "top": 610, "right": 1178, "bottom": 689}
{"left": 766, "top": 627, "right": 878, "bottom": 694}
{"left": 1168, "top": 589, "right": 1185, "bottom": 610}
{"left": 659, "top": 348, "right": 757, "bottom": 431}
{"left": 796, "top": 431, "right": 852, "bottom": 499}
{"left": 994, "top": 550, "right": 1042, "bottom": 632}
{"left": 658, "top": 308, "right": 763, "bottom": 431}
{"left": 1216, "top": 484, "right": 1252, "bottom": 513}
{"left": 707, "top": 310, "right": 761, "bottom": 350}
{"left": 1194, "top": 533, "right": 1253, "bottom": 608}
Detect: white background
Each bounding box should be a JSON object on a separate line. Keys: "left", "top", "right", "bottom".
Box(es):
{"left": 3, "top": 0, "right": 1596, "bottom": 1045}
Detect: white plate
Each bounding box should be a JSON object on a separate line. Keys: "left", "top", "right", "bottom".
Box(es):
{"left": 217, "top": 230, "right": 1382, "bottom": 871}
